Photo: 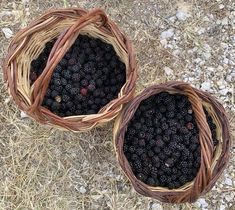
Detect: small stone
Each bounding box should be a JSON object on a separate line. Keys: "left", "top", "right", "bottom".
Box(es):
{"left": 219, "top": 4, "right": 225, "bottom": 9}
{"left": 221, "top": 17, "right": 228, "bottom": 25}
{"left": 20, "top": 111, "right": 28, "bottom": 119}
{"left": 152, "top": 203, "right": 163, "bottom": 210}
{"left": 1, "top": 27, "right": 13, "bottom": 38}
{"left": 225, "top": 192, "right": 235, "bottom": 202}
{"left": 220, "top": 204, "right": 226, "bottom": 210}
{"left": 203, "top": 51, "right": 211, "bottom": 60}
{"left": 176, "top": 11, "right": 190, "bottom": 21}
{"left": 219, "top": 89, "right": 229, "bottom": 96}
{"left": 163, "top": 67, "right": 173, "bottom": 75}
{"left": 195, "top": 198, "right": 208, "bottom": 209}
{"left": 201, "top": 82, "right": 211, "bottom": 91}
{"left": 160, "top": 28, "right": 174, "bottom": 39}
{"left": 197, "top": 28, "right": 205, "bottom": 35}
{"left": 160, "top": 39, "right": 168, "bottom": 46}
{"left": 224, "top": 178, "right": 232, "bottom": 186}
{"left": 4, "top": 98, "right": 11, "bottom": 104}
{"left": 79, "top": 186, "right": 86, "bottom": 194}
{"left": 176, "top": 2, "right": 191, "bottom": 21}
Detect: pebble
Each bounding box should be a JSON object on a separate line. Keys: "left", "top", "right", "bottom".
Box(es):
{"left": 1, "top": 27, "right": 13, "bottom": 38}
{"left": 4, "top": 98, "right": 11, "bottom": 104}
{"left": 195, "top": 198, "right": 209, "bottom": 209}
{"left": 152, "top": 203, "right": 163, "bottom": 210}
{"left": 220, "top": 204, "right": 226, "bottom": 210}
{"left": 160, "top": 28, "right": 174, "bottom": 39}
{"left": 201, "top": 82, "right": 211, "bottom": 91}
{"left": 219, "top": 89, "right": 229, "bottom": 96}
{"left": 20, "top": 111, "right": 28, "bottom": 119}
{"left": 79, "top": 186, "right": 86, "bottom": 194}
{"left": 176, "top": 11, "right": 190, "bottom": 21}
{"left": 160, "top": 39, "right": 168, "bottom": 46}
{"left": 163, "top": 67, "right": 173, "bottom": 75}
{"left": 224, "top": 178, "right": 233, "bottom": 186}
{"left": 221, "top": 17, "right": 228, "bottom": 25}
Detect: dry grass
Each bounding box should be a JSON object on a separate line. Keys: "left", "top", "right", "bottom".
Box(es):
{"left": 0, "top": 0, "right": 234, "bottom": 209}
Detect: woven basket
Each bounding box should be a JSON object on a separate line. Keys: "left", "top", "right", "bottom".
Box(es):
{"left": 3, "top": 8, "right": 137, "bottom": 132}
{"left": 114, "top": 81, "right": 231, "bottom": 203}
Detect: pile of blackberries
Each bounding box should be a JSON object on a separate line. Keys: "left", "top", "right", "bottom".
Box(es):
{"left": 124, "top": 92, "right": 219, "bottom": 189}
{"left": 30, "top": 35, "right": 126, "bottom": 117}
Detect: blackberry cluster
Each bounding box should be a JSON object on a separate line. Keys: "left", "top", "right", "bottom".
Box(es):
{"left": 124, "top": 92, "right": 218, "bottom": 189}
{"left": 30, "top": 35, "right": 126, "bottom": 116}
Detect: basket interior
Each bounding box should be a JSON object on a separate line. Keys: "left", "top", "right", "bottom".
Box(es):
{"left": 118, "top": 90, "right": 224, "bottom": 193}
{"left": 15, "top": 17, "right": 129, "bottom": 112}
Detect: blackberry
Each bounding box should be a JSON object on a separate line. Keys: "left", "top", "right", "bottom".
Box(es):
{"left": 155, "top": 139, "right": 164, "bottom": 147}
{"left": 163, "top": 148, "right": 172, "bottom": 156}
{"left": 88, "top": 84, "right": 96, "bottom": 91}
{"left": 70, "top": 88, "right": 79, "bottom": 95}
{"left": 167, "top": 103, "right": 175, "bottom": 111}
{"left": 133, "top": 160, "right": 142, "bottom": 172}
{"left": 136, "top": 148, "right": 144, "bottom": 156}
{"left": 63, "top": 71, "right": 71, "bottom": 79}
{"left": 136, "top": 173, "right": 147, "bottom": 182}
{"left": 62, "top": 95, "right": 70, "bottom": 102}
{"left": 138, "top": 139, "right": 146, "bottom": 147}
{"left": 146, "top": 178, "right": 155, "bottom": 186}
{"left": 66, "top": 101, "right": 73, "bottom": 109}
{"left": 51, "top": 90, "right": 59, "bottom": 98}
{"left": 68, "top": 58, "right": 76, "bottom": 66}
{"left": 51, "top": 102, "right": 60, "bottom": 111}
{"left": 74, "top": 94, "right": 84, "bottom": 102}
{"left": 54, "top": 85, "right": 63, "bottom": 92}
{"left": 166, "top": 111, "right": 174, "bottom": 118}
{"left": 53, "top": 78, "right": 62, "bottom": 86}
{"left": 101, "top": 98, "right": 108, "bottom": 106}
{"left": 161, "top": 122, "right": 168, "bottom": 130}
{"left": 44, "top": 98, "right": 53, "bottom": 106}
{"left": 96, "top": 79, "right": 103, "bottom": 87}
{"left": 128, "top": 146, "right": 135, "bottom": 153}
{"left": 148, "top": 139, "right": 156, "bottom": 147}
{"left": 159, "top": 106, "right": 166, "bottom": 113}
{"left": 153, "top": 146, "right": 161, "bottom": 154}
{"left": 147, "top": 150, "right": 154, "bottom": 157}
{"left": 138, "top": 132, "right": 145, "bottom": 138}
{"left": 185, "top": 114, "right": 193, "bottom": 122}
{"left": 72, "top": 73, "right": 80, "bottom": 82}
{"left": 152, "top": 156, "right": 160, "bottom": 164}
{"left": 61, "top": 78, "right": 67, "bottom": 86}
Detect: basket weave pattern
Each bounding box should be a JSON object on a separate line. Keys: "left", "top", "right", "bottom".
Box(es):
{"left": 3, "top": 8, "right": 137, "bottom": 131}
{"left": 114, "top": 81, "right": 230, "bottom": 203}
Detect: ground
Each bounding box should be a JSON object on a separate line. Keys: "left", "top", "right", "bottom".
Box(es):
{"left": 0, "top": 0, "right": 234, "bottom": 210}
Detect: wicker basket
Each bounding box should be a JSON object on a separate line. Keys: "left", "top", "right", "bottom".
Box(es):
{"left": 114, "top": 81, "right": 231, "bottom": 203}
{"left": 3, "top": 8, "right": 137, "bottom": 132}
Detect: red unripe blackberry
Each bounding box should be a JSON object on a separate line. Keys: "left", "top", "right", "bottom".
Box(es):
{"left": 80, "top": 88, "right": 88, "bottom": 96}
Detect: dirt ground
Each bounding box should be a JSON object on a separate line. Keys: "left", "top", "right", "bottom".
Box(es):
{"left": 0, "top": 0, "right": 234, "bottom": 209}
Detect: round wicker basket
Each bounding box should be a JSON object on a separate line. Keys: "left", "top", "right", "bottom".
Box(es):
{"left": 113, "top": 81, "right": 231, "bottom": 203}
{"left": 3, "top": 8, "right": 137, "bottom": 132}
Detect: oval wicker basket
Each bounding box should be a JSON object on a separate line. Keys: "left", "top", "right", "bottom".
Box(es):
{"left": 3, "top": 8, "right": 137, "bottom": 132}
{"left": 114, "top": 81, "right": 231, "bottom": 203}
